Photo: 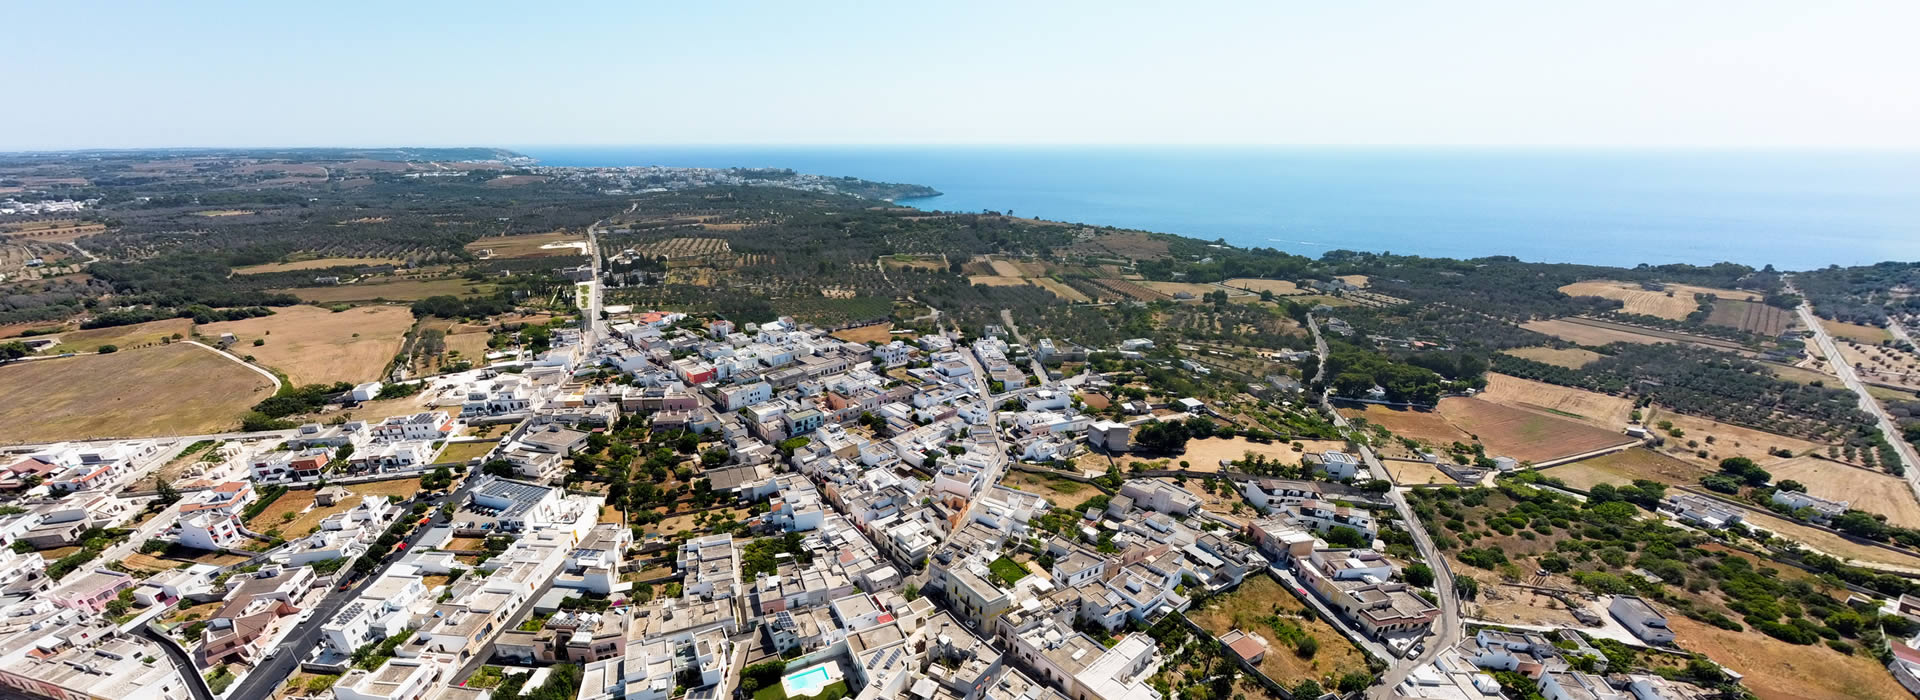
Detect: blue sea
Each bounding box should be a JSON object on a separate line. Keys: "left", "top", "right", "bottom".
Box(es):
{"left": 518, "top": 146, "right": 1920, "bottom": 269}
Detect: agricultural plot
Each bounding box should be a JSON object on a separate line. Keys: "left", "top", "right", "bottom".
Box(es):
{"left": 880, "top": 254, "right": 945, "bottom": 271}
{"left": 1557, "top": 280, "right": 1755, "bottom": 320}
{"left": 1640, "top": 406, "right": 1841, "bottom": 469}
{"left": 35, "top": 317, "right": 192, "bottom": 354}
{"left": 1091, "top": 278, "right": 1169, "bottom": 301}
{"left": 1223, "top": 278, "right": 1305, "bottom": 296}
{"left": 1000, "top": 470, "right": 1103, "bottom": 510}
{"left": 1541, "top": 448, "right": 1706, "bottom": 491}
{"left": 1821, "top": 318, "right": 1892, "bottom": 344}
{"left": 278, "top": 278, "right": 493, "bottom": 303}
{"left": 199, "top": 305, "right": 414, "bottom": 385}
{"left": 1339, "top": 404, "right": 1473, "bottom": 447}
{"left": 1766, "top": 457, "right": 1920, "bottom": 528}
{"left": 1382, "top": 460, "right": 1455, "bottom": 486}
{"left": 1521, "top": 317, "right": 1744, "bottom": 353}
{"left": 635, "top": 237, "right": 731, "bottom": 259}
{"left": 1498, "top": 346, "right": 1604, "bottom": 369}
{"left": 1435, "top": 398, "right": 1636, "bottom": 464}
{"left": 0, "top": 219, "right": 105, "bottom": 242}
{"left": 0, "top": 344, "right": 273, "bottom": 443}
{"left": 1835, "top": 340, "right": 1920, "bottom": 390}
{"left": 967, "top": 276, "right": 1028, "bottom": 287}
{"left": 1029, "top": 278, "right": 1091, "bottom": 303}
{"left": 1064, "top": 232, "right": 1169, "bottom": 260}
{"left": 233, "top": 257, "right": 406, "bottom": 274}
{"left": 1705, "top": 298, "right": 1794, "bottom": 335}
{"left": 1139, "top": 280, "right": 1229, "bottom": 298}
{"left": 1474, "top": 373, "right": 1635, "bottom": 429}
{"left": 466, "top": 231, "right": 588, "bottom": 258}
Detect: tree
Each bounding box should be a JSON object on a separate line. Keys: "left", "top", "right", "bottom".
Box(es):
{"left": 1325, "top": 525, "right": 1368, "bottom": 548}
{"left": 1292, "top": 679, "right": 1323, "bottom": 699}
{"left": 0, "top": 342, "right": 27, "bottom": 362}
{"left": 1404, "top": 563, "right": 1435, "bottom": 587}
{"left": 153, "top": 476, "right": 181, "bottom": 505}
{"left": 97, "top": 344, "right": 118, "bottom": 354}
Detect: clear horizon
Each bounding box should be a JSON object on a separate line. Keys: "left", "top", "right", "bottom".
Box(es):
{"left": 4, "top": 1, "right": 1916, "bottom": 151}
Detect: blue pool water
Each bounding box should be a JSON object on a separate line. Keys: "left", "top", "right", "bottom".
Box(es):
{"left": 784, "top": 665, "right": 833, "bottom": 695}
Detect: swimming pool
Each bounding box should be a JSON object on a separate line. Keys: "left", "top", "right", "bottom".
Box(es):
{"left": 781, "top": 662, "right": 842, "bottom": 698}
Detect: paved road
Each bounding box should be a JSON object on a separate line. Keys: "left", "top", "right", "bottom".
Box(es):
{"left": 1793, "top": 294, "right": 1920, "bottom": 501}
{"left": 227, "top": 483, "right": 477, "bottom": 699}
{"left": 1304, "top": 313, "right": 1462, "bottom": 695}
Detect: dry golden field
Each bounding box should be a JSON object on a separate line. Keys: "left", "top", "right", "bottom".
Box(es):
{"left": 1822, "top": 318, "right": 1893, "bottom": 344}
{"left": 830, "top": 323, "right": 894, "bottom": 344}
{"left": 277, "top": 278, "right": 493, "bottom": 303}
{"left": 1499, "top": 346, "right": 1605, "bottom": 369}
{"left": 199, "top": 305, "right": 414, "bottom": 385}
{"left": 1475, "top": 373, "right": 1635, "bottom": 429}
{"left": 1558, "top": 280, "right": 1755, "bottom": 320}
{"left": 0, "top": 344, "right": 273, "bottom": 443}
{"left": 1767, "top": 457, "right": 1920, "bottom": 527}
{"left": 37, "top": 318, "right": 192, "bottom": 354}
{"left": 1641, "top": 406, "right": 1839, "bottom": 468}
{"left": 1705, "top": 298, "right": 1795, "bottom": 335}
{"left": 1436, "top": 398, "right": 1635, "bottom": 463}
{"left": 1222, "top": 278, "right": 1305, "bottom": 295}
{"left": 1542, "top": 448, "right": 1707, "bottom": 491}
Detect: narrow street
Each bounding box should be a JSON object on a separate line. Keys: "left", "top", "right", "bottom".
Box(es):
{"left": 1305, "top": 313, "right": 1463, "bottom": 694}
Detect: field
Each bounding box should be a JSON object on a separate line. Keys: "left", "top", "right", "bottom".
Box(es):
{"left": 278, "top": 278, "right": 494, "bottom": 303}
{"left": 0, "top": 344, "right": 273, "bottom": 443}
{"left": 1767, "top": 457, "right": 1920, "bottom": 527}
{"left": 233, "top": 257, "right": 406, "bottom": 275}
{"left": 435, "top": 440, "right": 498, "bottom": 465}
{"left": 1521, "top": 316, "right": 1746, "bottom": 353}
{"left": 1436, "top": 398, "right": 1635, "bottom": 464}
{"left": 35, "top": 317, "right": 192, "bottom": 354}
{"left": 1382, "top": 460, "right": 1455, "bottom": 486}
{"left": 634, "top": 237, "right": 730, "bottom": 259}
{"left": 967, "top": 276, "right": 1029, "bottom": 287}
{"left": 244, "top": 488, "right": 358, "bottom": 537}
{"left": 1223, "top": 278, "right": 1305, "bottom": 296}
{"left": 199, "top": 305, "right": 414, "bottom": 385}
{"left": 1474, "top": 373, "right": 1635, "bottom": 429}
{"left": 1541, "top": 448, "right": 1707, "bottom": 491}
{"left": 1822, "top": 318, "right": 1893, "bottom": 344}
{"left": 1029, "top": 277, "right": 1092, "bottom": 303}
{"left": 0, "top": 219, "right": 105, "bottom": 242}
{"left": 1090, "top": 278, "right": 1169, "bottom": 301}
{"left": 1125, "top": 436, "right": 1335, "bottom": 473}
{"left": 1340, "top": 404, "right": 1473, "bottom": 446}
{"left": 349, "top": 477, "right": 425, "bottom": 499}
{"left": 830, "top": 323, "right": 893, "bottom": 344}
{"left": 1557, "top": 280, "right": 1755, "bottom": 320}
{"left": 1705, "top": 298, "right": 1794, "bottom": 335}
{"left": 1000, "top": 470, "right": 1103, "bottom": 510}
{"left": 1767, "top": 363, "right": 1838, "bottom": 386}
{"left": 1835, "top": 341, "right": 1920, "bottom": 390}
{"left": 1640, "top": 406, "right": 1838, "bottom": 469}
{"left": 1185, "top": 574, "right": 1372, "bottom": 685}
{"left": 1336, "top": 275, "right": 1369, "bottom": 288}
{"left": 467, "top": 231, "right": 588, "bottom": 259}
{"left": 880, "top": 254, "right": 945, "bottom": 271}
{"left": 1139, "top": 281, "right": 1230, "bottom": 298}
{"left": 1667, "top": 611, "right": 1909, "bottom": 700}
{"left": 1065, "top": 232, "right": 1169, "bottom": 260}
{"left": 1498, "top": 346, "right": 1604, "bottom": 369}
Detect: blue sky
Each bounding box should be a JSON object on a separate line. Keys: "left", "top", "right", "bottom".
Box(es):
{"left": 4, "top": 1, "right": 1916, "bottom": 150}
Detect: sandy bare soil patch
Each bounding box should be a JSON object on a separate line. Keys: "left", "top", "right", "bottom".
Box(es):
{"left": 967, "top": 275, "right": 1029, "bottom": 287}
{"left": 1476, "top": 373, "right": 1634, "bottom": 429}
{"left": 1499, "top": 346, "right": 1604, "bottom": 369}
{"left": 830, "top": 323, "right": 893, "bottom": 344}
{"left": 199, "top": 305, "right": 414, "bottom": 385}
{"left": 234, "top": 257, "right": 406, "bottom": 274}
{"left": 0, "top": 344, "right": 272, "bottom": 443}
{"left": 1383, "top": 460, "right": 1454, "bottom": 485}
{"left": 1768, "top": 457, "right": 1920, "bottom": 527}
